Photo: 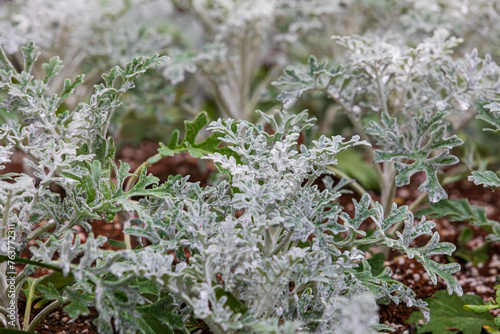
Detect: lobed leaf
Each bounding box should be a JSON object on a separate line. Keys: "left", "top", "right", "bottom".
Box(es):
{"left": 408, "top": 291, "right": 495, "bottom": 334}
{"left": 367, "top": 111, "right": 463, "bottom": 202}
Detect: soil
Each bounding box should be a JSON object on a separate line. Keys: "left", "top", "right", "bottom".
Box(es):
{"left": 3, "top": 142, "right": 499, "bottom": 334}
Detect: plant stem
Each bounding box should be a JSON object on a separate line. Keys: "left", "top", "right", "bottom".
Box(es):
{"left": 122, "top": 160, "right": 149, "bottom": 250}
{"left": 374, "top": 65, "right": 389, "bottom": 115}
{"left": 327, "top": 166, "right": 376, "bottom": 209}
{"left": 325, "top": 90, "right": 385, "bottom": 192}
{"left": 408, "top": 192, "right": 428, "bottom": 212}
{"left": 380, "top": 162, "right": 397, "bottom": 217}
{"left": 27, "top": 221, "right": 57, "bottom": 241}
{"left": 203, "top": 317, "right": 223, "bottom": 334}
{"left": 269, "top": 230, "right": 293, "bottom": 257}
{"left": 22, "top": 280, "right": 38, "bottom": 330}
{"left": 245, "top": 65, "right": 283, "bottom": 119}
{"left": 27, "top": 299, "right": 65, "bottom": 332}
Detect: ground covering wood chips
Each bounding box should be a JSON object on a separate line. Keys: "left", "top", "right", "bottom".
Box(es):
{"left": 4, "top": 144, "right": 499, "bottom": 334}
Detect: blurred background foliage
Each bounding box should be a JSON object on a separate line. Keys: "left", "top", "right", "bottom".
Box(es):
{"left": 1, "top": 0, "right": 499, "bottom": 187}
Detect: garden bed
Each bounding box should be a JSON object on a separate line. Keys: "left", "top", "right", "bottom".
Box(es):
{"left": 5, "top": 144, "right": 499, "bottom": 334}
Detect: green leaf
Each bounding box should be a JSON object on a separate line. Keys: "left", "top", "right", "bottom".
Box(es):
{"left": 464, "top": 304, "right": 499, "bottom": 313}
{"left": 272, "top": 55, "right": 334, "bottom": 109}
{"left": 42, "top": 56, "right": 63, "bottom": 84}
{"left": 334, "top": 149, "right": 380, "bottom": 191}
{"left": 455, "top": 233, "right": 490, "bottom": 265}
{"left": 476, "top": 101, "right": 500, "bottom": 133}
{"left": 121, "top": 168, "right": 165, "bottom": 198}
{"left": 78, "top": 160, "right": 109, "bottom": 205}
{"left": 214, "top": 286, "right": 248, "bottom": 315}
{"left": 91, "top": 134, "right": 116, "bottom": 168}
{"left": 34, "top": 272, "right": 75, "bottom": 308}
{"left": 162, "top": 48, "right": 196, "bottom": 85}
{"left": 416, "top": 198, "right": 500, "bottom": 245}
{"left": 136, "top": 294, "right": 175, "bottom": 315}
{"left": 469, "top": 170, "right": 500, "bottom": 189}
{"left": 59, "top": 75, "right": 85, "bottom": 103}
{"left": 185, "top": 112, "right": 209, "bottom": 143}
{"left": 367, "top": 111, "right": 463, "bottom": 202}
{"left": 375, "top": 204, "right": 463, "bottom": 295}
{"left": 366, "top": 252, "right": 386, "bottom": 277}
{"left": 21, "top": 42, "right": 40, "bottom": 73}
{"left": 157, "top": 111, "right": 224, "bottom": 159}
{"left": 0, "top": 43, "right": 15, "bottom": 72}
{"left": 37, "top": 283, "right": 65, "bottom": 302}
{"left": 63, "top": 289, "right": 94, "bottom": 318}
{"left": 135, "top": 295, "right": 186, "bottom": 333}
{"left": 143, "top": 312, "right": 184, "bottom": 330}
{"left": 408, "top": 290, "right": 496, "bottom": 334}
{"left": 136, "top": 318, "right": 174, "bottom": 334}
{"left": 107, "top": 239, "right": 126, "bottom": 248}
{"left": 415, "top": 199, "right": 492, "bottom": 225}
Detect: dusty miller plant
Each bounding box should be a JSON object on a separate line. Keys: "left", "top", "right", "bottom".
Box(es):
{"left": 0, "top": 42, "right": 166, "bottom": 330}
{"left": 0, "top": 43, "right": 464, "bottom": 333}
{"left": 163, "top": 0, "right": 390, "bottom": 120}
{"left": 465, "top": 102, "right": 500, "bottom": 242}
{"left": 67, "top": 109, "right": 464, "bottom": 333}
{"left": 0, "top": 0, "right": 171, "bottom": 109}
{"left": 274, "top": 28, "right": 500, "bottom": 215}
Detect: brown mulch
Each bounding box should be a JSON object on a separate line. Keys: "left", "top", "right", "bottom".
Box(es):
{"left": 2, "top": 144, "right": 500, "bottom": 333}
{"left": 31, "top": 308, "right": 99, "bottom": 334}
{"left": 376, "top": 178, "right": 500, "bottom": 333}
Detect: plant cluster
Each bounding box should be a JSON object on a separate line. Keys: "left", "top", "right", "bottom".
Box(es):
{"left": 1, "top": 1, "right": 500, "bottom": 333}
{"left": 0, "top": 42, "right": 463, "bottom": 333}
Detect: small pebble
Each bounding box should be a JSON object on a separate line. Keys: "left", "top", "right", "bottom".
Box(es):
{"left": 73, "top": 225, "right": 83, "bottom": 232}
{"left": 67, "top": 318, "right": 76, "bottom": 324}
{"left": 49, "top": 312, "right": 60, "bottom": 320}
{"left": 413, "top": 273, "right": 421, "bottom": 281}
{"left": 468, "top": 237, "right": 484, "bottom": 250}
{"left": 61, "top": 317, "right": 69, "bottom": 323}
{"left": 490, "top": 255, "right": 500, "bottom": 268}
{"left": 487, "top": 276, "right": 497, "bottom": 283}
{"left": 476, "top": 286, "right": 492, "bottom": 294}
{"left": 469, "top": 267, "right": 479, "bottom": 277}
{"left": 398, "top": 188, "right": 410, "bottom": 199}
{"left": 78, "top": 232, "right": 87, "bottom": 242}
{"left": 82, "top": 330, "right": 89, "bottom": 334}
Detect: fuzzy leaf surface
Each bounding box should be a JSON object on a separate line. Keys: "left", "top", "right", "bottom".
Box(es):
{"left": 367, "top": 111, "right": 463, "bottom": 202}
